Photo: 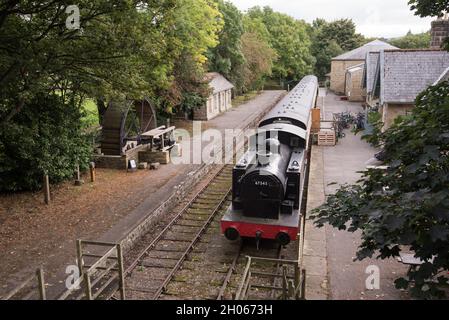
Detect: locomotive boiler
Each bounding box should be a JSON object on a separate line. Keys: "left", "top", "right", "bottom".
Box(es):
{"left": 221, "top": 75, "right": 319, "bottom": 246}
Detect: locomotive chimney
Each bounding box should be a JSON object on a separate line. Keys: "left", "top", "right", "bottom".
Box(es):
{"left": 430, "top": 14, "right": 449, "bottom": 49}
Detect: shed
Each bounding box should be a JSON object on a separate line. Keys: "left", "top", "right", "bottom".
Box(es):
{"left": 344, "top": 63, "right": 365, "bottom": 102}
{"left": 330, "top": 40, "right": 398, "bottom": 94}
{"left": 193, "top": 72, "right": 234, "bottom": 121}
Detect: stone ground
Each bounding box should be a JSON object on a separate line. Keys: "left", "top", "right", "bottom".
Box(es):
{"left": 0, "top": 91, "right": 285, "bottom": 298}
{"left": 304, "top": 89, "right": 410, "bottom": 300}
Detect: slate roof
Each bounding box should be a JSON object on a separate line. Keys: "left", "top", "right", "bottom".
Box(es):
{"left": 379, "top": 49, "right": 449, "bottom": 103}
{"left": 332, "top": 39, "right": 398, "bottom": 61}
{"left": 204, "top": 72, "right": 234, "bottom": 94}
{"left": 364, "top": 52, "right": 380, "bottom": 93}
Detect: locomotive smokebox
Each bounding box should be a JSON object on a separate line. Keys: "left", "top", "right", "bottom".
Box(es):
{"left": 239, "top": 139, "right": 291, "bottom": 220}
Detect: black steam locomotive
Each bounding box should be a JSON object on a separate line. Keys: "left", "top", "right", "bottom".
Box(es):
{"left": 221, "top": 75, "right": 319, "bottom": 246}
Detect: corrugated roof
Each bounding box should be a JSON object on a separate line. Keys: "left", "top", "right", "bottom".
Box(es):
{"left": 204, "top": 72, "right": 234, "bottom": 94}
{"left": 364, "top": 52, "right": 379, "bottom": 93}
{"left": 332, "top": 39, "right": 398, "bottom": 61}
{"left": 380, "top": 49, "right": 449, "bottom": 103}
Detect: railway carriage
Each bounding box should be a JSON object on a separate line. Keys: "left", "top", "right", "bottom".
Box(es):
{"left": 221, "top": 75, "right": 319, "bottom": 246}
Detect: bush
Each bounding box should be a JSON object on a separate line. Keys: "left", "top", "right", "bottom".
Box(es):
{"left": 362, "top": 110, "right": 383, "bottom": 147}
{"left": 0, "top": 93, "right": 92, "bottom": 192}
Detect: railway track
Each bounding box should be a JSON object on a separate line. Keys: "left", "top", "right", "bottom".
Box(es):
{"left": 122, "top": 163, "right": 300, "bottom": 300}
{"left": 123, "top": 165, "right": 234, "bottom": 300}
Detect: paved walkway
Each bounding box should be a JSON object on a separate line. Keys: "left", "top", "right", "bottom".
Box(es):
{"left": 305, "top": 90, "right": 409, "bottom": 300}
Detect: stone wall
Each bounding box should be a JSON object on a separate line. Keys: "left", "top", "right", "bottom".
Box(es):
{"left": 193, "top": 89, "right": 233, "bottom": 121}
{"left": 382, "top": 103, "right": 414, "bottom": 130}
{"left": 138, "top": 150, "right": 170, "bottom": 164}
{"left": 330, "top": 60, "right": 364, "bottom": 94}
{"left": 95, "top": 144, "right": 149, "bottom": 170}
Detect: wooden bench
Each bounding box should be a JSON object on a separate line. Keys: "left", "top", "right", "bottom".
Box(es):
{"left": 141, "top": 126, "right": 176, "bottom": 151}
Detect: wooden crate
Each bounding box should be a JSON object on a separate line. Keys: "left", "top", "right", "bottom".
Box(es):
{"left": 317, "top": 130, "right": 336, "bottom": 146}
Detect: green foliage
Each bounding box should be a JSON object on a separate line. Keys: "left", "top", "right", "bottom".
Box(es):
{"left": 311, "top": 82, "right": 449, "bottom": 299}
{"left": 409, "top": 0, "right": 449, "bottom": 17}
{"left": 208, "top": 0, "right": 245, "bottom": 92}
{"left": 0, "top": 93, "right": 92, "bottom": 192}
{"left": 246, "top": 6, "right": 314, "bottom": 82}
{"left": 310, "top": 18, "right": 365, "bottom": 80}
{"left": 82, "top": 99, "right": 100, "bottom": 127}
{"left": 0, "top": 1, "right": 179, "bottom": 122}
{"left": 362, "top": 111, "right": 383, "bottom": 148}
{"left": 389, "top": 31, "right": 431, "bottom": 49}
{"left": 159, "top": 0, "right": 221, "bottom": 114}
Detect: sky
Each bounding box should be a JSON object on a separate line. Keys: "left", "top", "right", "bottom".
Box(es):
{"left": 229, "top": 0, "right": 434, "bottom": 38}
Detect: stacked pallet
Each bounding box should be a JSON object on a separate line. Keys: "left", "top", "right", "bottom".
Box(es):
{"left": 317, "top": 130, "right": 336, "bottom": 146}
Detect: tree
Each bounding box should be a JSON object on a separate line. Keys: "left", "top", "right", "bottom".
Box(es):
{"left": 0, "top": 1, "right": 179, "bottom": 124}
{"left": 0, "top": 1, "right": 180, "bottom": 190}
{"left": 0, "top": 92, "right": 92, "bottom": 191}
{"left": 208, "top": 0, "right": 245, "bottom": 93}
{"left": 409, "top": 0, "right": 449, "bottom": 17}
{"left": 321, "top": 19, "right": 365, "bottom": 52}
{"left": 237, "top": 15, "right": 277, "bottom": 92}
{"left": 310, "top": 18, "right": 365, "bottom": 80}
{"left": 389, "top": 31, "right": 431, "bottom": 49}
{"left": 159, "top": 0, "right": 222, "bottom": 114}
{"left": 240, "top": 32, "right": 276, "bottom": 92}
{"left": 247, "top": 6, "right": 314, "bottom": 83}
{"left": 311, "top": 0, "right": 449, "bottom": 300}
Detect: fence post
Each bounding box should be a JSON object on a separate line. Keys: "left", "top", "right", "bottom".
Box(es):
{"left": 75, "top": 164, "right": 84, "bottom": 186}
{"left": 76, "top": 240, "right": 84, "bottom": 277}
{"left": 43, "top": 174, "right": 51, "bottom": 205}
{"left": 83, "top": 271, "right": 93, "bottom": 300}
{"left": 117, "top": 244, "right": 126, "bottom": 300}
{"left": 89, "top": 162, "right": 96, "bottom": 183}
{"left": 36, "top": 268, "right": 46, "bottom": 300}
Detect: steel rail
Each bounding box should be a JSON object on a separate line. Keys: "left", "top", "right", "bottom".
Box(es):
{"left": 152, "top": 188, "right": 232, "bottom": 300}
{"left": 125, "top": 164, "right": 230, "bottom": 275}
{"left": 217, "top": 242, "right": 244, "bottom": 300}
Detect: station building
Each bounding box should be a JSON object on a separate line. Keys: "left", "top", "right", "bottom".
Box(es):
{"left": 364, "top": 17, "right": 449, "bottom": 130}
{"left": 193, "top": 72, "right": 234, "bottom": 121}
{"left": 367, "top": 49, "right": 449, "bottom": 130}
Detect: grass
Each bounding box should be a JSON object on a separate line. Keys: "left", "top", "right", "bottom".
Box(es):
{"left": 81, "top": 99, "right": 100, "bottom": 127}
{"left": 232, "top": 91, "right": 259, "bottom": 108}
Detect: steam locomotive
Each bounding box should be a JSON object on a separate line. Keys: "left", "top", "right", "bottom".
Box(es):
{"left": 220, "top": 75, "right": 319, "bottom": 246}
